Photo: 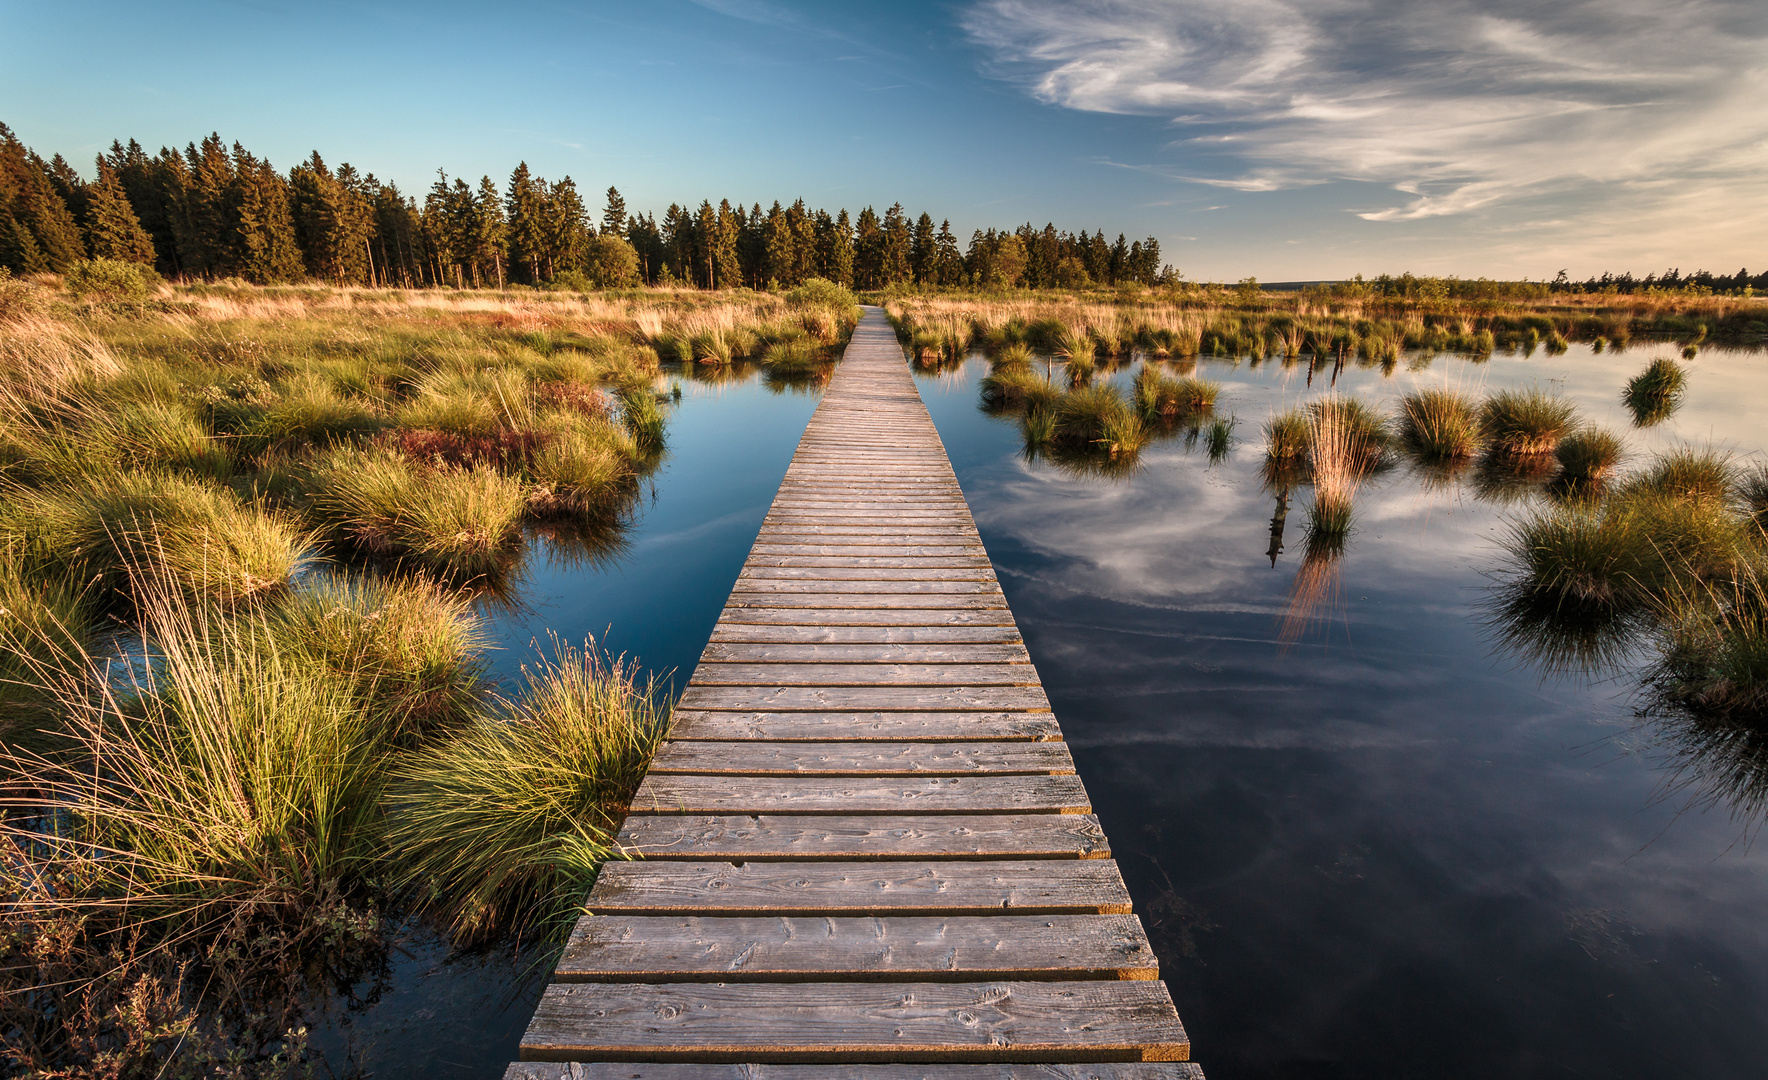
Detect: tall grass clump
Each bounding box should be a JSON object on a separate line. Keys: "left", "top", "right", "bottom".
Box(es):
{"left": 11, "top": 471, "right": 305, "bottom": 607}
{"left": 1304, "top": 397, "right": 1367, "bottom": 540}
{"left": 1623, "top": 447, "right": 1736, "bottom": 505}
{"left": 1741, "top": 463, "right": 1768, "bottom": 532}
{"left": 0, "top": 584, "right": 391, "bottom": 932}
{"left": 259, "top": 573, "right": 488, "bottom": 738}
{"left": 760, "top": 336, "right": 820, "bottom": 372}
{"left": 980, "top": 368, "right": 1060, "bottom": 413}
{"left": 1309, "top": 397, "right": 1390, "bottom": 470}
{"left": 1134, "top": 366, "right": 1220, "bottom": 420}
{"left": 526, "top": 418, "right": 638, "bottom": 516}
{"left": 1481, "top": 387, "right": 1577, "bottom": 456}
{"left": 1206, "top": 415, "right": 1236, "bottom": 463}
{"left": 1397, "top": 388, "right": 1481, "bottom": 461}
{"left": 1264, "top": 408, "right": 1311, "bottom": 461}
{"left": 307, "top": 448, "right": 526, "bottom": 580}
{"left": 383, "top": 639, "right": 668, "bottom": 942}
{"left": 1052, "top": 384, "right": 1146, "bottom": 456}
{"left": 1622, "top": 357, "right": 1687, "bottom": 426}
{"left": 0, "top": 551, "right": 96, "bottom": 743}
{"left": 992, "top": 342, "right": 1033, "bottom": 368}
{"left": 618, "top": 384, "right": 667, "bottom": 456}
{"left": 1554, "top": 427, "right": 1625, "bottom": 489}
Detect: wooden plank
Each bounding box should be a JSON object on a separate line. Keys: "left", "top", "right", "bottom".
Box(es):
{"left": 519, "top": 980, "right": 1188, "bottom": 1063}
{"left": 649, "top": 740, "right": 1071, "bottom": 776}
{"left": 584, "top": 859, "right": 1133, "bottom": 917}
{"left": 506, "top": 1064, "right": 1206, "bottom": 1079}
{"left": 739, "top": 567, "right": 997, "bottom": 581}
{"left": 724, "top": 596, "right": 1009, "bottom": 611}
{"left": 706, "top": 626, "right": 1024, "bottom": 645}
{"left": 676, "top": 686, "right": 1050, "bottom": 713}
{"left": 744, "top": 556, "right": 996, "bottom": 568}
{"left": 614, "top": 814, "right": 1106, "bottom": 861}
{"left": 554, "top": 915, "right": 1150, "bottom": 982}
{"left": 700, "top": 642, "right": 1030, "bottom": 663}
{"left": 730, "top": 581, "right": 1002, "bottom": 596}
{"left": 749, "top": 545, "right": 988, "bottom": 558}
{"left": 686, "top": 664, "right": 1034, "bottom": 687}
{"left": 713, "top": 610, "right": 1019, "bottom": 628}
{"left": 667, "top": 710, "right": 1062, "bottom": 743}
{"left": 629, "top": 774, "right": 1090, "bottom": 816}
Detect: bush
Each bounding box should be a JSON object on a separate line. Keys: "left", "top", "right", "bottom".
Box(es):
{"left": 785, "top": 277, "right": 858, "bottom": 312}
{"left": 64, "top": 258, "right": 161, "bottom": 301}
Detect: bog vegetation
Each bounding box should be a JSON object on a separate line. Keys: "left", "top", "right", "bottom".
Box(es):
{"left": 0, "top": 270, "right": 859, "bottom": 1075}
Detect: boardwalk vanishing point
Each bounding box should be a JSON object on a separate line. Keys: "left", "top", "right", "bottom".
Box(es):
{"left": 504, "top": 308, "right": 1201, "bottom": 1079}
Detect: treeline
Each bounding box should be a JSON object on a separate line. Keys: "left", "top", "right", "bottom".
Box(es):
{"left": 1560, "top": 267, "right": 1767, "bottom": 296}
{"left": 0, "top": 123, "right": 1170, "bottom": 292}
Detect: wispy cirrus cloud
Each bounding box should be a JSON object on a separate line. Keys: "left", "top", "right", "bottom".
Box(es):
{"left": 960, "top": 0, "right": 1768, "bottom": 234}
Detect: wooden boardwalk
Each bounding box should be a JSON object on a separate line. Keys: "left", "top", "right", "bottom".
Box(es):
{"left": 504, "top": 309, "right": 1201, "bottom": 1080}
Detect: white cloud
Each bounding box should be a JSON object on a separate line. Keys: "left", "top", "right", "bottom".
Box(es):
{"left": 961, "top": 0, "right": 1768, "bottom": 237}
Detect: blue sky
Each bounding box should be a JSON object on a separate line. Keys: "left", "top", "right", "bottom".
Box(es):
{"left": 4, "top": 0, "right": 1764, "bottom": 280}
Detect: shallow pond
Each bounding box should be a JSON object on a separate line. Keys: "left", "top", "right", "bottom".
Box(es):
{"left": 316, "top": 342, "right": 1768, "bottom": 1078}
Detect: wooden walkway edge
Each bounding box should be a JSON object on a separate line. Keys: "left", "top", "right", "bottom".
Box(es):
{"left": 503, "top": 309, "right": 1203, "bottom": 1079}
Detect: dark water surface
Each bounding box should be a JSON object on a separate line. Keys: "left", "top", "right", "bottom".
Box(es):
{"left": 913, "top": 345, "right": 1768, "bottom": 1080}
{"left": 316, "top": 344, "right": 1767, "bottom": 1078}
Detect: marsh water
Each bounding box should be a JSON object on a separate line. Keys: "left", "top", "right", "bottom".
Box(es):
{"left": 314, "top": 343, "right": 1767, "bottom": 1079}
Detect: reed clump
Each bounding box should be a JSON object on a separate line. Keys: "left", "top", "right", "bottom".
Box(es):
{"left": 1051, "top": 383, "right": 1146, "bottom": 456}
{"left": 1397, "top": 388, "right": 1481, "bottom": 461}
{"left": 1134, "top": 366, "right": 1220, "bottom": 420}
{"left": 981, "top": 368, "right": 1060, "bottom": 413}
{"left": 1554, "top": 427, "right": 1625, "bottom": 489}
{"left": 1481, "top": 388, "right": 1577, "bottom": 456}
{"left": 1622, "top": 357, "right": 1687, "bottom": 424}
{"left": 1304, "top": 397, "right": 1368, "bottom": 540}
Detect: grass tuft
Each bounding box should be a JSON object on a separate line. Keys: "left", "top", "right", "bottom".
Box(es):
{"left": 1481, "top": 387, "right": 1577, "bottom": 456}
{"left": 1397, "top": 388, "right": 1481, "bottom": 461}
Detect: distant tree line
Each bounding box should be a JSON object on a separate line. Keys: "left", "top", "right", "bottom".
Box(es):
{"left": 1557, "top": 267, "right": 1766, "bottom": 296}
{"left": 0, "top": 123, "right": 1171, "bottom": 291}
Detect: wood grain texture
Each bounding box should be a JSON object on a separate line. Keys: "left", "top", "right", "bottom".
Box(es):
{"left": 705, "top": 626, "right": 1024, "bottom": 645}
{"left": 554, "top": 915, "right": 1152, "bottom": 981}
{"left": 667, "top": 710, "right": 1062, "bottom": 743}
{"left": 505, "top": 1064, "right": 1206, "bottom": 1079}
{"left": 677, "top": 686, "right": 1051, "bottom": 713}
{"left": 613, "top": 814, "right": 1107, "bottom": 860}
{"left": 648, "top": 740, "right": 1072, "bottom": 776}
{"left": 630, "top": 774, "right": 1090, "bottom": 816}
{"left": 699, "top": 643, "right": 1031, "bottom": 664}
{"left": 584, "top": 859, "right": 1133, "bottom": 917}
{"left": 686, "top": 664, "right": 1034, "bottom": 687}
{"left": 520, "top": 981, "right": 1188, "bottom": 1063}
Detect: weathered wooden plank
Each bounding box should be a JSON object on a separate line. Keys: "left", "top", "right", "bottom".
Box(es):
{"left": 677, "top": 685, "right": 1050, "bottom": 713}
{"left": 667, "top": 710, "right": 1061, "bottom": 743}
{"left": 584, "top": 859, "right": 1133, "bottom": 917}
{"left": 744, "top": 556, "right": 996, "bottom": 569}
{"left": 714, "top": 609, "right": 1019, "bottom": 628}
{"left": 686, "top": 664, "right": 1033, "bottom": 687}
{"left": 614, "top": 813, "right": 1105, "bottom": 861}
{"left": 630, "top": 774, "right": 1089, "bottom": 816}
{"left": 520, "top": 981, "right": 1188, "bottom": 1063}
{"left": 739, "top": 567, "right": 997, "bottom": 582}
{"left": 700, "top": 642, "right": 1030, "bottom": 664}
{"left": 730, "top": 581, "right": 1002, "bottom": 596}
{"left": 706, "top": 626, "right": 1024, "bottom": 646}
{"left": 725, "top": 595, "right": 1009, "bottom": 611}
{"left": 505, "top": 1064, "right": 1206, "bottom": 1080}
{"left": 554, "top": 915, "right": 1150, "bottom": 982}
{"left": 648, "top": 740, "right": 1070, "bottom": 776}
{"left": 749, "top": 545, "right": 988, "bottom": 558}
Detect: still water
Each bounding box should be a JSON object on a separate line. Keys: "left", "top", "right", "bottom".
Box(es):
{"left": 318, "top": 343, "right": 1768, "bottom": 1078}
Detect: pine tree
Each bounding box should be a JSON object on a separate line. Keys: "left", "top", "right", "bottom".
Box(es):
{"left": 661, "top": 203, "right": 694, "bottom": 285}
{"left": 713, "top": 200, "right": 744, "bottom": 291}
{"left": 853, "top": 206, "right": 884, "bottom": 290}
{"left": 934, "top": 220, "right": 963, "bottom": 286}
{"left": 543, "top": 176, "right": 590, "bottom": 279}
{"left": 474, "top": 176, "right": 506, "bottom": 288}
{"left": 82, "top": 159, "right": 157, "bottom": 263}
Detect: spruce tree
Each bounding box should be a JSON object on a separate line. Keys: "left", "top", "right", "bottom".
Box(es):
{"left": 713, "top": 200, "right": 744, "bottom": 291}
{"left": 473, "top": 176, "right": 507, "bottom": 288}
{"left": 601, "top": 186, "right": 627, "bottom": 236}
{"left": 910, "top": 212, "right": 935, "bottom": 284}
{"left": 229, "top": 147, "right": 303, "bottom": 283}
{"left": 881, "top": 203, "right": 911, "bottom": 286}
{"left": 0, "top": 125, "right": 86, "bottom": 273}
{"left": 543, "top": 176, "right": 590, "bottom": 279}
{"left": 83, "top": 159, "right": 157, "bottom": 263}
{"left": 505, "top": 163, "right": 547, "bottom": 285}
{"left": 828, "top": 209, "right": 855, "bottom": 288}
{"left": 853, "top": 207, "right": 883, "bottom": 290}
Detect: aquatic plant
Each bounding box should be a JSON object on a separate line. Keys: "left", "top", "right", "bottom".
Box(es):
{"left": 1052, "top": 383, "right": 1145, "bottom": 456}
{"left": 1741, "top": 463, "right": 1768, "bottom": 531}
{"left": 1481, "top": 388, "right": 1577, "bottom": 456}
{"left": 1554, "top": 427, "right": 1625, "bottom": 489}
{"left": 383, "top": 639, "right": 668, "bottom": 942}
{"left": 981, "top": 368, "right": 1061, "bottom": 413}
{"left": 1206, "top": 414, "right": 1236, "bottom": 463}
{"left": 1264, "top": 408, "right": 1311, "bottom": 461}
{"left": 1623, "top": 447, "right": 1736, "bottom": 505}
{"left": 1054, "top": 323, "right": 1095, "bottom": 362}
{"left": 1134, "top": 366, "right": 1219, "bottom": 420}
{"left": 1622, "top": 357, "right": 1687, "bottom": 425}
{"left": 992, "top": 342, "right": 1033, "bottom": 368}
{"left": 1303, "top": 397, "right": 1366, "bottom": 540}
{"left": 1397, "top": 388, "right": 1481, "bottom": 461}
